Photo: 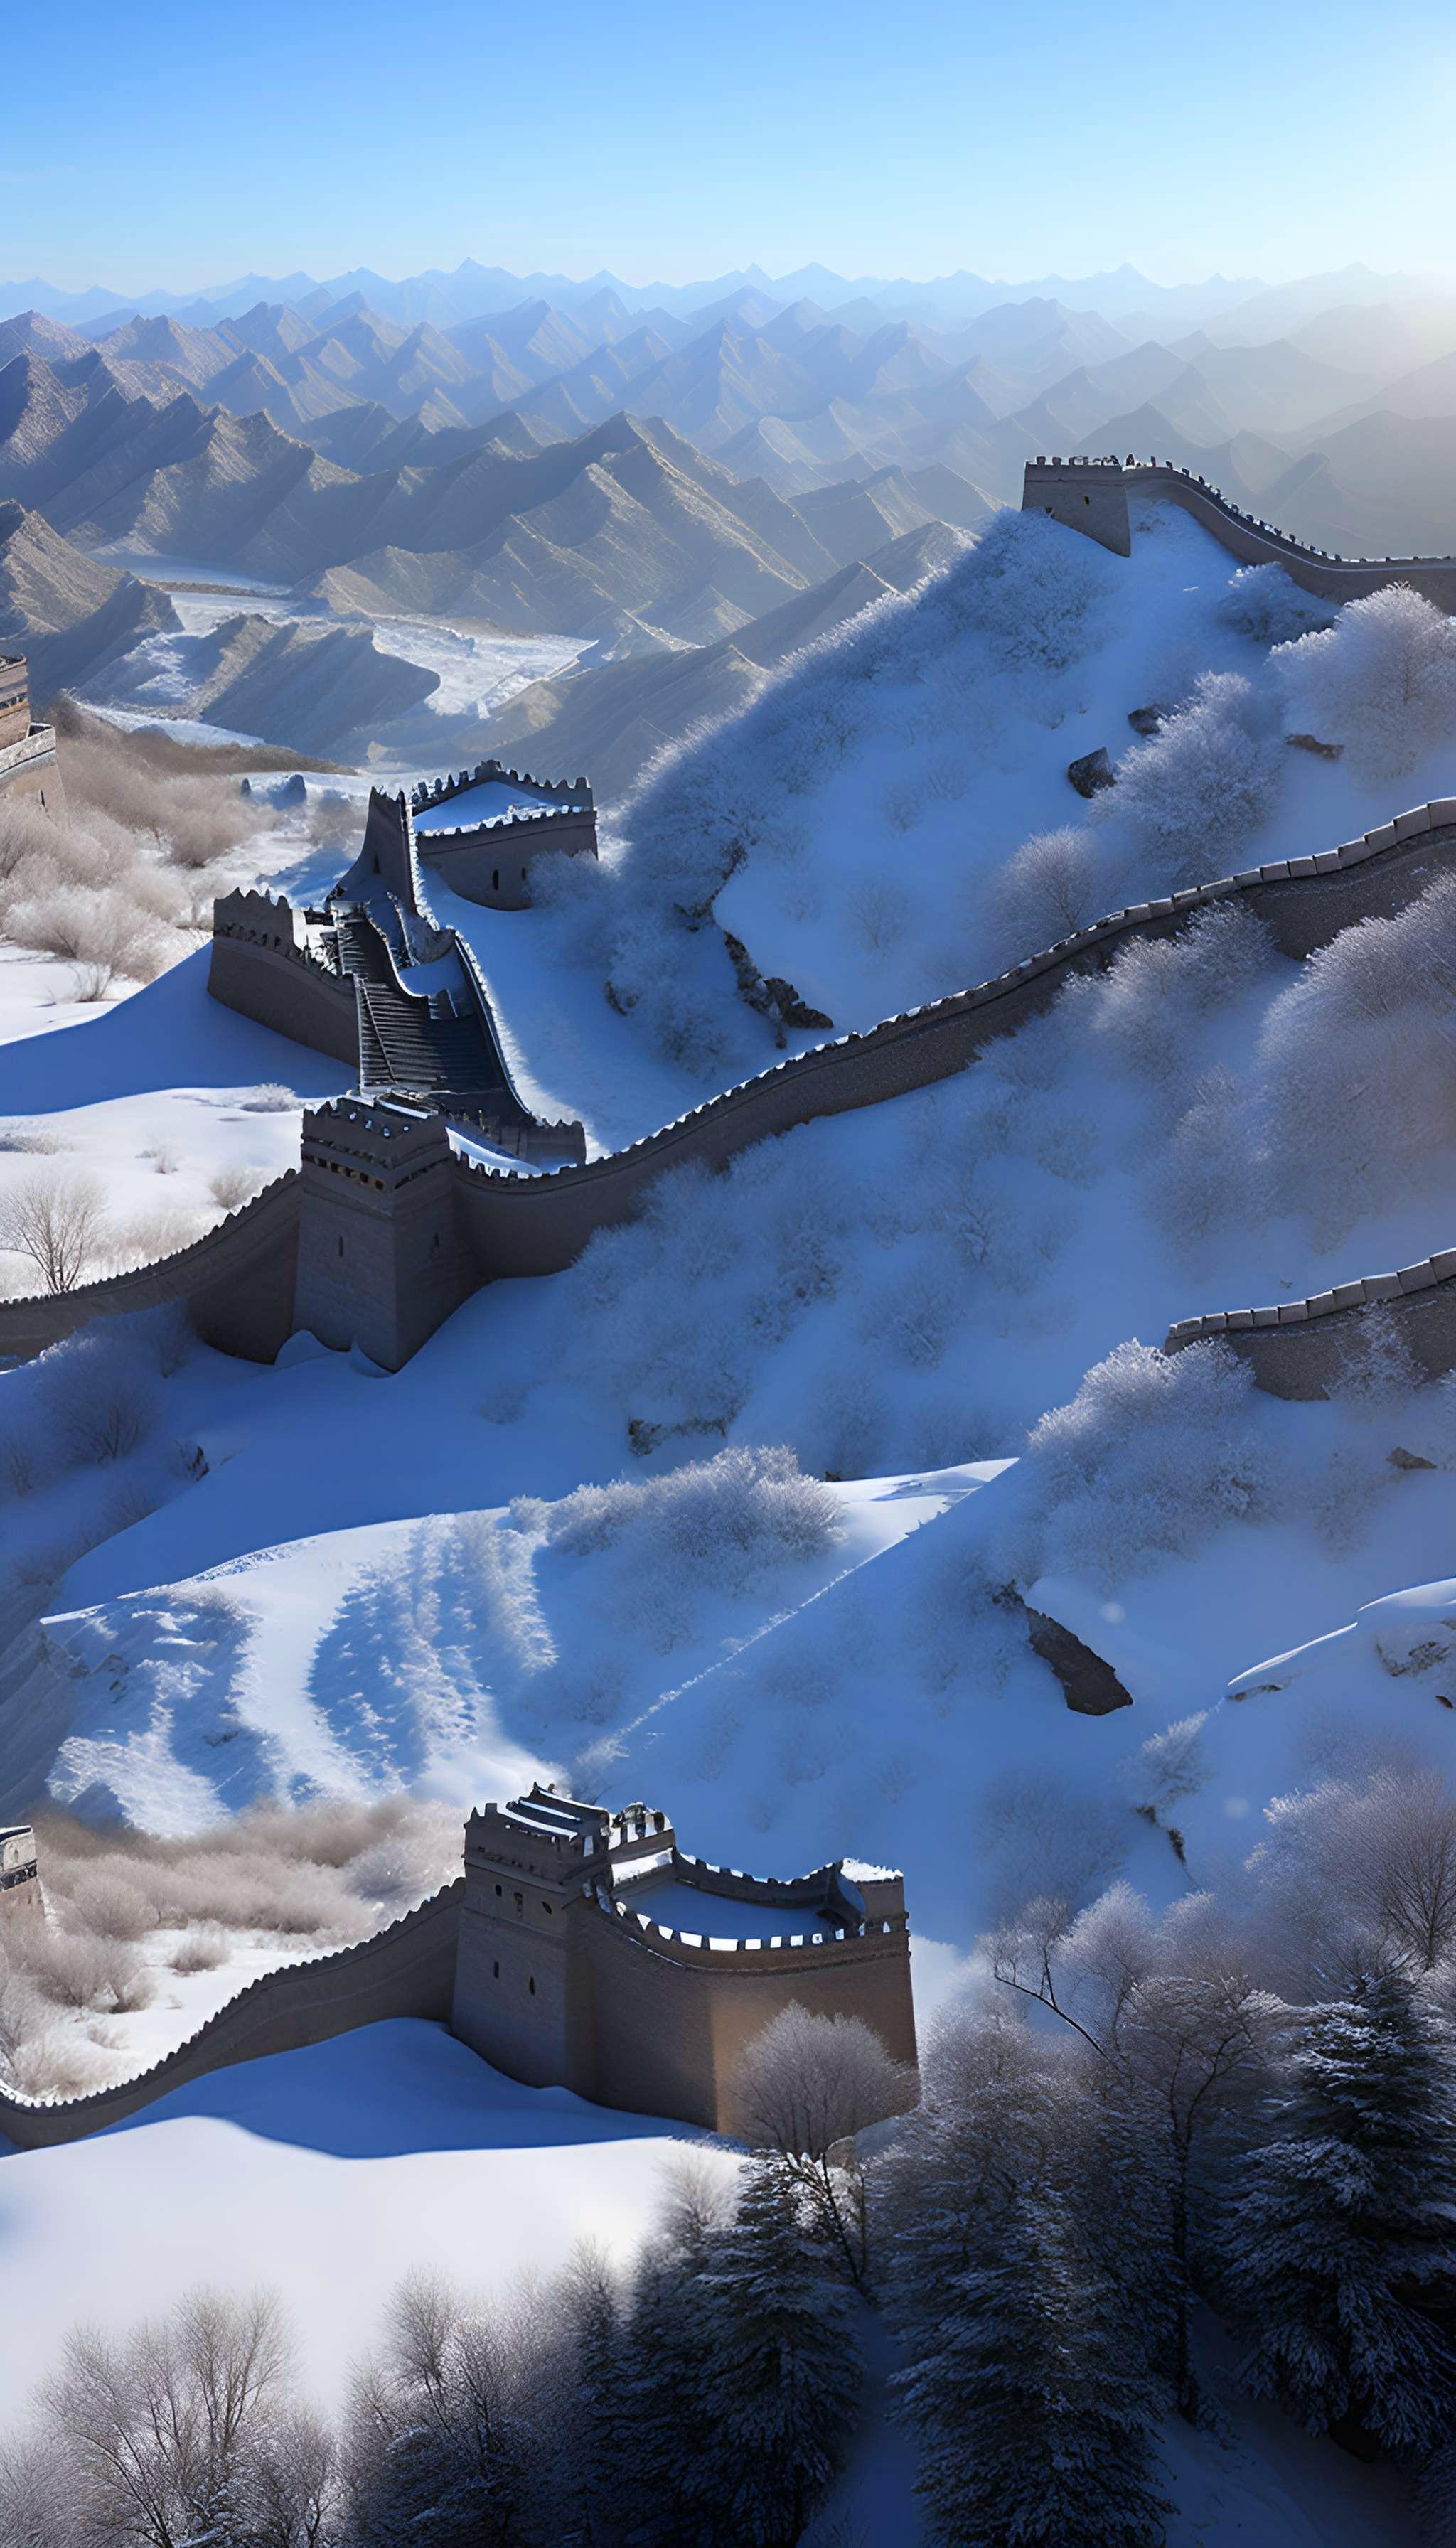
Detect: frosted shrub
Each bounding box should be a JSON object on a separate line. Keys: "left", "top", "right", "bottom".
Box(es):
{"left": 847, "top": 879, "right": 910, "bottom": 956}
{"left": 1124, "top": 1713, "right": 1211, "bottom": 1821}
{"left": 2, "top": 2026, "right": 112, "bottom": 2099}
{"left": 1273, "top": 583, "right": 1456, "bottom": 776}
{"left": 1218, "top": 564, "right": 1336, "bottom": 647}
{"left": 65, "top": 1870, "right": 158, "bottom": 1942}
{"left": 1152, "top": 1064, "right": 1266, "bottom": 1252}
{"left": 208, "top": 1163, "right": 267, "bottom": 1213}
{"left": 550, "top": 1443, "right": 842, "bottom": 1591}
{"left": 5, "top": 881, "right": 169, "bottom": 990}
{"left": 1106, "top": 671, "right": 1283, "bottom": 887}
{"left": 242, "top": 1083, "right": 298, "bottom": 1113}
{"left": 1010, "top": 1337, "right": 1270, "bottom": 1585}
{"left": 804, "top": 1367, "right": 892, "bottom": 1481}
{"left": 168, "top": 1922, "right": 230, "bottom": 1974}
{"left": 105, "top": 1207, "right": 212, "bottom": 1270}
{"left": 1255, "top": 872, "right": 1456, "bottom": 1235}
{"left": 38, "top": 1332, "right": 160, "bottom": 1464}
{"left": 984, "top": 824, "right": 1122, "bottom": 965}
{"left": 940, "top": 508, "right": 1113, "bottom": 674}
{"left": 22, "top": 1928, "right": 154, "bottom": 2015}
{"left": 1080, "top": 900, "right": 1274, "bottom": 1095}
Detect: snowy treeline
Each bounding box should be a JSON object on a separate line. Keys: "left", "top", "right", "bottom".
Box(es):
{"left": 0, "top": 2085, "right": 869, "bottom": 2547}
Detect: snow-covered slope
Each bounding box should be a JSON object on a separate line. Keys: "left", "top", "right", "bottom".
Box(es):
{"left": 456, "top": 496, "right": 1456, "bottom": 1123}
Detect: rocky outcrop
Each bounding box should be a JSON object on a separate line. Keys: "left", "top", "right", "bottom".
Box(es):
{"left": 1067, "top": 746, "right": 1115, "bottom": 798}
{"left": 1024, "top": 1607, "right": 1133, "bottom": 1715}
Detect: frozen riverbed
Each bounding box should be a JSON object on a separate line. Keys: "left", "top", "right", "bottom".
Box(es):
{"left": 75, "top": 562, "right": 588, "bottom": 765}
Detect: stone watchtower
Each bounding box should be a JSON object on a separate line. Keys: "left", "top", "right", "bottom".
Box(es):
{"left": 453, "top": 1791, "right": 673, "bottom": 2096}
{"left": 1022, "top": 456, "right": 1131, "bottom": 557}
{"left": 452, "top": 1784, "right": 919, "bottom": 2133}
{"left": 291, "top": 1097, "right": 477, "bottom": 1369}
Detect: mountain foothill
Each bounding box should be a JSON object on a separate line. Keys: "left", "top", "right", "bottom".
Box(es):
{"left": 3, "top": 256, "right": 1456, "bottom": 778}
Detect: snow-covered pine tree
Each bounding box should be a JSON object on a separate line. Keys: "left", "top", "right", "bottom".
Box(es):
{"left": 892, "top": 2180, "right": 1167, "bottom": 2548}
{"left": 551, "top": 2244, "right": 627, "bottom": 2548}
{"left": 1219, "top": 1963, "right": 1456, "bottom": 2457}
{"left": 692, "top": 2156, "right": 862, "bottom": 2548}
{"left": 616, "top": 2171, "right": 727, "bottom": 2548}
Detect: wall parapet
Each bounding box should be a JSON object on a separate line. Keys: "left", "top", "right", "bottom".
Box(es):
{"left": 591, "top": 1885, "right": 903, "bottom": 1963}
{"left": 412, "top": 759, "right": 593, "bottom": 819}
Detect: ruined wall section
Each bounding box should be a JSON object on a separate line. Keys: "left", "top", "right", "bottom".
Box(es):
{"left": 0, "top": 1882, "right": 463, "bottom": 2152}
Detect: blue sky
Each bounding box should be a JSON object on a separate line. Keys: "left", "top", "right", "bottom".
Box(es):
{"left": 7, "top": 0, "right": 1455, "bottom": 293}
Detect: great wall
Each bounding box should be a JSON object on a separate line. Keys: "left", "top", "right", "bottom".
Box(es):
{"left": 1022, "top": 453, "right": 1456, "bottom": 606}
{"left": 0, "top": 1789, "right": 916, "bottom": 2151}
{"left": 2, "top": 780, "right": 1456, "bottom": 1387}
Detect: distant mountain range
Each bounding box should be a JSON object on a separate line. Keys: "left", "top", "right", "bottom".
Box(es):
{"left": 0, "top": 259, "right": 1278, "bottom": 336}
{"left": 4, "top": 255, "right": 1456, "bottom": 781}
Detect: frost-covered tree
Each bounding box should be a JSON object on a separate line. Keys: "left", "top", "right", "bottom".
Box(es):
{"left": 1124, "top": 1713, "right": 1211, "bottom": 1828}
{"left": 1004, "top": 1336, "right": 1270, "bottom": 1590}
{"left": 1249, "top": 1767, "right": 1456, "bottom": 1992}
{"left": 615, "top": 2161, "right": 732, "bottom": 2548}
{"left": 1102, "top": 670, "right": 1283, "bottom": 888}
{"left": 1218, "top": 564, "right": 1336, "bottom": 647}
{"left": 1219, "top": 1964, "right": 1456, "bottom": 2456}
{"left": 34, "top": 2287, "right": 296, "bottom": 2548}
{"left": 729, "top": 2003, "right": 916, "bottom": 2287}
{"left": 0, "top": 1167, "right": 105, "bottom": 1293}
{"left": 693, "top": 2157, "right": 862, "bottom": 2548}
{"left": 984, "top": 823, "right": 1126, "bottom": 965}
{"left": 890, "top": 2172, "right": 1167, "bottom": 2548}
{"left": 1273, "top": 583, "right": 1456, "bottom": 778}
{"left": 344, "top": 2271, "right": 547, "bottom": 2548}
{"left": 547, "top": 2245, "right": 626, "bottom": 2548}
{"left": 994, "top": 1888, "right": 1280, "bottom": 2419}
{"left": 1255, "top": 872, "right": 1456, "bottom": 1240}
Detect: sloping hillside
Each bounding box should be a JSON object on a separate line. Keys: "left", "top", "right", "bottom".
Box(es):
{"left": 0, "top": 499, "right": 179, "bottom": 695}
